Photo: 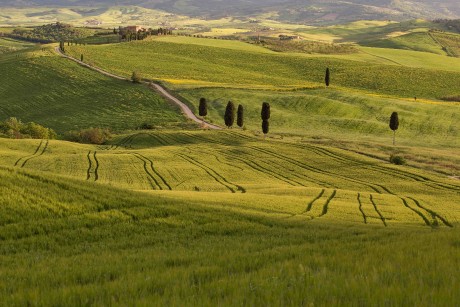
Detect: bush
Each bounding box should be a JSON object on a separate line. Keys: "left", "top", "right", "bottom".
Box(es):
{"left": 0, "top": 117, "right": 56, "bottom": 139}
{"left": 65, "top": 128, "right": 111, "bottom": 144}
{"left": 131, "top": 71, "right": 142, "bottom": 83}
{"left": 389, "top": 154, "right": 406, "bottom": 165}
{"left": 140, "top": 123, "right": 154, "bottom": 130}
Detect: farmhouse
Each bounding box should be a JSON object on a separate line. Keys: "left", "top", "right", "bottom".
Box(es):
{"left": 119, "top": 25, "right": 146, "bottom": 33}
{"left": 279, "top": 34, "right": 302, "bottom": 40}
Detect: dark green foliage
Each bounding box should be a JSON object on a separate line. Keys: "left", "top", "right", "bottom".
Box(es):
{"left": 261, "top": 102, "right": 270, "bottom": 121}
{"left": 65, "top": 127, "right": 111, "bottom": 144}
{"left": 224, "top": 101, "right": 235, "bottom": 128}
{"left": 80, "top": 54, "right": 84, "bottom": 62}
{"left": 325, "top": 67, "right": 330, "bottom": 87}
{"left": 11, "top": 22, "right": 93, "bottom": 43}
{"left": 390, "top": 111, "right": 399, "bottom": 145}
{"left": 131, "top": 71, "right": 142, "bottom": 83}
{"left": 262, "top": 119, "right": 269, "bottom": 135}
{"left": 139, "top": 123, "right": 154, "bottom": 130}
{"left": 237, "top": 104, "right": 244, "bottom": 128}
{"left": 199, "top": 97, "right": 207, "bottom": 117}
{"left": 390, "top": 154, "right": 407, "bottom": 165}
{"left": 440, "top": 95, "right": 460, "bottom": 102}
{"left": 0, "top": 117, "right": 56, "bottom": 139}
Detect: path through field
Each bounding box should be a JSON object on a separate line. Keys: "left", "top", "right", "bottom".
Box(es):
{"left": 54, "top": 47, "right": 221, "bottom": 130}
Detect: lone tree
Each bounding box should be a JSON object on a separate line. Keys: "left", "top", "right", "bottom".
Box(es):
{"left": 261, "top": 102, "right": 270, "bottom": 121}
{"left": 237, "top": 104, "right": 244, "bottom": 128}
{"left": 224, "top": 101, "right": 235, "bottom": 128}
{"left": 389, "top": 112, "right": 399, "bottom": 145}
{"left": 325, "top": 67, "right": 330, "bottom": 87}
{"left": 131, "top": 71, "right": 142, "bottom": 83}
{"left": 80, "top": 54, "right": 84, "bottom": 62}
{"left": 199, "top": 98, "right": 207, "bottom": 120}
{"left": 262, "top": 120, "right": 269, "bottom": 136}
{"left": 261, "top": 102, "right": 271, "bottom": 137}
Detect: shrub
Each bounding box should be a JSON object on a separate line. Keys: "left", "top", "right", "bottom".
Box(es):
{"left": 0, "top": 117, "right": 56, "bottom": 139}
{"left": 389, "top": 154, "right": 406, "bottom": 165}
{"left": 131, "top": 71, "right": 142, "bottom": 83}
{"left": 140, "top": 123, "right": 154, "bottom": 130}
{"left": 65, "top": 128, "right": 111, "bottom": 144}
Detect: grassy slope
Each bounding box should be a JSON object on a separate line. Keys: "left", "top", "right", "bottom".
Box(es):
{"left": 360, "top": 32, "right": 446, "bottom": 55}
{"left": 67, "top": 37, "right": 460, "bottom": 99}
{"left": 0, "top": 45, "right": 189, "bottom": 133}
{"left": 1, "top": 134, "right": 460, "bottom": 305}
{"left": 178, "top": 88, "right": 459, "bottom": 147}
{"left": 0, "top": 37, "right": 36, "bottom": 54}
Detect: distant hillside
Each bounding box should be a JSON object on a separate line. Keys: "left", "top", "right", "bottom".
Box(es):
{"left": 1, "top": 0, "right": 459, "bottom": 24}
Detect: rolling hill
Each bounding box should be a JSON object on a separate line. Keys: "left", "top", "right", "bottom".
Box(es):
{"left": 1, "top": 19, "right": 460, "bottom": 305}
{"left": 1, "top": 0, "right": 459, "bottom": 24}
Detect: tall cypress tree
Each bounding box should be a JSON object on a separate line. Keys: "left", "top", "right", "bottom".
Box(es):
{"left": 261, "top": 102, "right": 270, "bottom": 121}
{"left": 224, "top": 101, "right": 235, "bottom": 128}
{"left": 237, "top": 104, "right": 244, "bottom": 128}
{"left": 262, "top": 120, "right": 269, "bottom": 136}
{"left": 325, "top": 67, "right": 330, "bottom": 87}
{"left": 389, "top": 112, "right": 399, "bottom": 145}
{"left": 199, "top": 98, "right": 207, "bottom": 118}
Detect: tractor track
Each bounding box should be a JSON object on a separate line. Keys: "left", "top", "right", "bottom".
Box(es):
{"left": 86, "top": 151, "right": 99, "bottom": 181}
{"left": 407, "top": 197, "right": 452, "bottom": 227}
{"left": 306, "top": 189, "right": 325, "bottom": 212}
{"left": 296, "top": 143, "right": 460, "bottom": 192}
{"left": 247, "top": 145, "right": 388, "bottom": 194}
{"left": 400, "top": 197, "right": 431, "bottom": 227}
{"left": 20, "top": 140, "right": 49, "bottom": 168}
{"left": 133, "top": 153, "right": 172, "bottom": 190}
{"left": 132, "top": 153, "right": 163, "bottom": 190}
{"left": 177, "top": 153, "right": 245, "bottom": 193}
{"left": 370, "top": 195, "right": 387, "bottom": 226}
{"left": 319, "top": 190, "right": 337, "bottom": 217}
{"left": 220, "top": 152, "right": 302, "bottom": 187}
{"left": 357, "top": 193, "right": 367, "bottom": 224}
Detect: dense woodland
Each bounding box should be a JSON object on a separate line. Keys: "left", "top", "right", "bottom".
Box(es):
{"left": 8, "top": 22, "right": 94, "bottom": 43}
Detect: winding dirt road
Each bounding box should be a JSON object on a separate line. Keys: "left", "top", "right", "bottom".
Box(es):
{"left": 55, "top": 47, "right": 221, "bottom": 130}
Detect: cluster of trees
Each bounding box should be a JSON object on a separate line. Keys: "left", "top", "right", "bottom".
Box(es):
{"left": 433, "top": 19, "right": 460, "bottom": 34}
{"left": 0, "top": 117, "right": 56, "bottom": 139}
{"left": 118, "top": 27, "right": 173, "bottom": 42}
{"left": 65, "top": 127, "right": 111, "bottom": 145}
{"left": 9, "top": 22, "right": 93, "bottom": 43}
{"left": 261, "top": 39, "right": 357, "bottom": 54}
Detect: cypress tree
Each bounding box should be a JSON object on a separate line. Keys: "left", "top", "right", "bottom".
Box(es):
{"left": 199, "top": 98, "right": 207, "bottom": 118}
{"left": 261, "top": 102, "right": 270, "bottom": 121}
{"left": 325, "top": 67, "right": 330, "bottom": 87}
{"left": 224, "top": 101, "right": 235, "bottom": 128}
{"left": 80, "top": 54, "right": 84, "bottom": 62}
{"left": 389, "top": 112, "right": 399, "bottom": 145}
{"left": 237, "top": 104, "right": 244, "bottom": 128}
{"left": 262, "top": 120, "right": 269, "bottom": 135}
{"left": 199, "top": 98, "right": 207, "bottom": 116}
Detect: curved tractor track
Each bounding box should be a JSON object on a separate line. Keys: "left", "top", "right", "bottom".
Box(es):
{"left": 55, "top": 47, "right": 220, "bottom": 130}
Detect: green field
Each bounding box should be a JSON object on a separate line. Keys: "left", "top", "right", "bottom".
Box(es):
{"left": 67, "top": 36, "right": 460, "bottom": 99}
{"left": 1, "top": 131, "right": 459, "bottom": 305}
{"left": 0, "top": 45, "right": 190, "bottom": 133}
{"left": 0, "top": 37, "right": 36, "bottom": 53}
{"left": 1, "top": 20, "right": 460, "bottom": 305}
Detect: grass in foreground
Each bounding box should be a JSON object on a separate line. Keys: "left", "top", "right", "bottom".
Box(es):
{"left": 0, "top": 165, "right": 459, "bottom": 305}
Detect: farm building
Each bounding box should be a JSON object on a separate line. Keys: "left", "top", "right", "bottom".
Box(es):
{"left": 279, "top": 34, "right": 302, "bottom": 40}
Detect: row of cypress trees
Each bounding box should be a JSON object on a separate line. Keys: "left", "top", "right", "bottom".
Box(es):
{"left": 199, "top": 97, "right": 401, "bottom": 143}
{"left": 199, "top": 98, "right": 272, "bottom": 135}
